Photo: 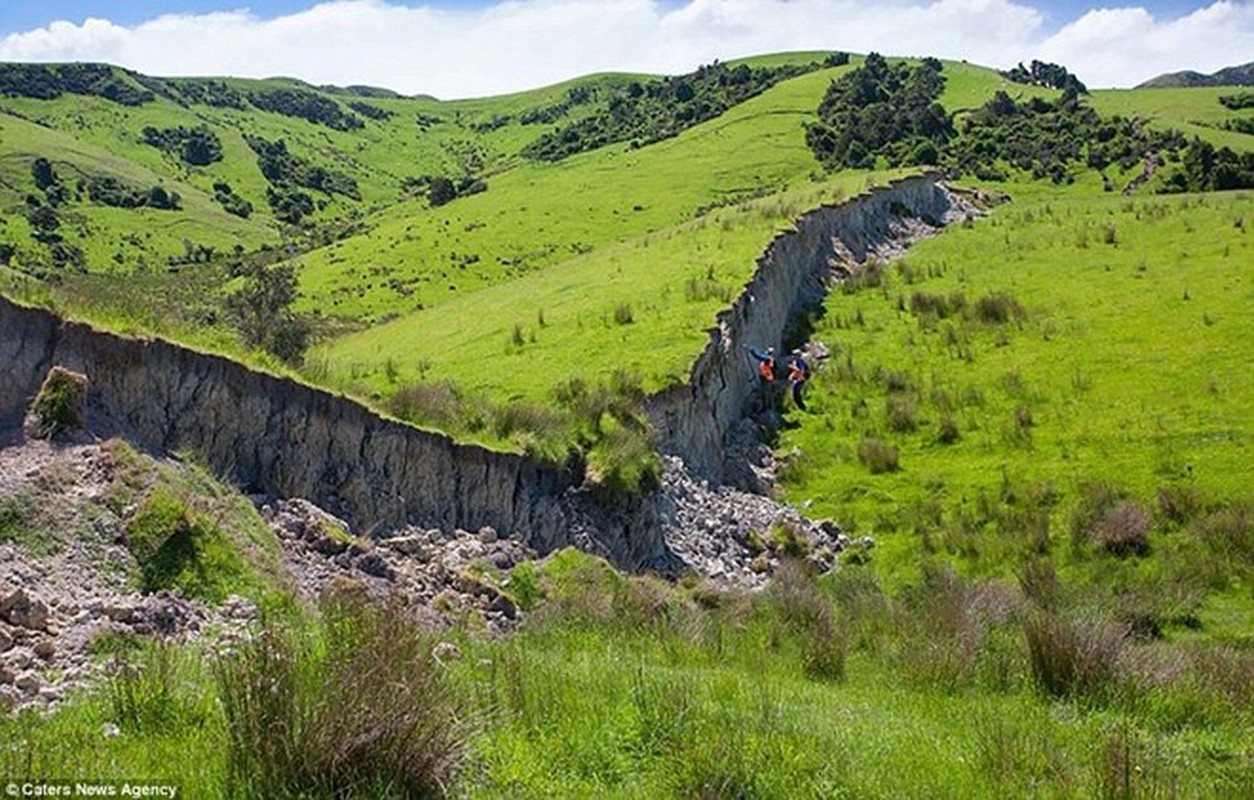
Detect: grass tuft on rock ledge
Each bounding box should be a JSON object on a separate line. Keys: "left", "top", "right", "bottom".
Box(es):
{"left": 28, "top": 366, "right": 87, "bottom": 438}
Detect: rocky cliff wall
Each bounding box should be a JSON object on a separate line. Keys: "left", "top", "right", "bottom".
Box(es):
{"left": 646, "top": 173, "right": 971, "bottom": 483}
{"left": 0, "top": 298, "right": 617, "bottom": 556}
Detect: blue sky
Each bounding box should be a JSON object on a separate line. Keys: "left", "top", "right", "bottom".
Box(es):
{"left": 0, "top": 1, "right": 1250, "bottom": 97}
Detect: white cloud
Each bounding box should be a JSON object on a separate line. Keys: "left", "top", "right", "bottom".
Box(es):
{"left": 1041, "top": 2, "right": 1254, "bottom": 86}
{"left": 0, "top": 0, "right": 1249, "bottom": 97}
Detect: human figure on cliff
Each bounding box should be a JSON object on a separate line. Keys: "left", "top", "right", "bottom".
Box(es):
{"left": 788, "top": 349, "right": 811, "bottom": 411}
{"left": 749, "top": 346, "right": 779, "bottom": 411}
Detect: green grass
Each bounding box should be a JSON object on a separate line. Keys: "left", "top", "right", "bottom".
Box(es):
{"left": 1090, "top": 86, "right": 1254, "bottom": 152}
{"left": 3, "top": 550, "right": 1248, "bottom": 798}
{"left": 310, "top": 172, "right": 904, "bottom": 408}
{"left": 776, "top": 187, "right": 1252, "bottom": 603}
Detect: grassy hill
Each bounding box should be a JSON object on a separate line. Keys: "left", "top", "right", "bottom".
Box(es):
{"left": 1137, "top": 61, "right": 1254, "bottom": 88}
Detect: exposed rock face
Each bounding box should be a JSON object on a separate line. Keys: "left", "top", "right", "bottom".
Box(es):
{"left": 0, "top": 294, "right": 620, "bottom": 556}
{"left": 645, "top": 173, "right": 975, "bottom": 485}
{"left": 0, "top": 174, "right": 967, "bottom": 573}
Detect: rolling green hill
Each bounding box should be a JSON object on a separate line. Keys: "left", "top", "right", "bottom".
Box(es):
{"left": 1, "top": 52, "right": 1250, "bottom": 433}
{"left": 1136, "top": 61, "right": 1254, "bottom": 88}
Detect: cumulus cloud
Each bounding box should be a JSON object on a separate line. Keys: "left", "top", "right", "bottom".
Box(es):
{"left": 1042, "top": 2, "right": 1254, "bottom": 86}
{"left": 0, "top": 0, "right": 1249, "bottom": 97}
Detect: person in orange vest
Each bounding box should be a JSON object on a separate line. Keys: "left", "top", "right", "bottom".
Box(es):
{"left": 788, "top": 349, "right": 811, "bottom": 411}
{"left": 749, "top": 346, "right": 776, "bottom": 383}
{"left": 749, "top": 346, "right": 779, "bottom": 412}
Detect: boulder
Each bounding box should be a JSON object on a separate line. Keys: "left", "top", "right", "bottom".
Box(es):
{"left": 14, "top": 670, "right": 41, "bottom": 693}
{"left": 0, "top": 588, "right": 52, "bottom": 631}
{"left": 355, "top": 552, "right": 394, "bottom": 581}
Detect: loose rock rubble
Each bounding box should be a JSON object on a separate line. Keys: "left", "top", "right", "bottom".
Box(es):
{"left": 0, "top": 439, "right": 257, "bottom": 714}
{"left": 654, "top": 455, "right": 856, "bottom": 588}
{"left": 264, "top": 498, "right": 536, "bottom": 631}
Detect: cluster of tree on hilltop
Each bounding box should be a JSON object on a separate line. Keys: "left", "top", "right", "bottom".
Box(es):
{"left": 806, "top": 53, "right": 952, "bottom": 170}
{"left": 522, "top": 57, "right": 838, "bottom": 162}
{"left": 0, "top": 62, "right": 154, "bottom": 106}
{"left": 0, "top": 63, "right": 373, "bottom": 132}
{"left": 518, "top": 85, "right": 599, "bottom": 126}
{"left": 1000, "top": 60, "right": 1088, "bottom": 94}
{"left": 804, "top": 54, "right": 1254, "bottom": 191}
{"left": 246, "top": 87, "right": 365, "bottom": 131}
{"left": 142, "top": 125, "right": 224, "bottom": 166}
{"left": 158, "top": 78, "right": 248, "bottom": 109}
{"left": 948, "top": 89, "right": 1184, "bottom": 183}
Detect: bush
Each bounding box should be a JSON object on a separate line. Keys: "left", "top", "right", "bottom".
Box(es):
{"left": 585, "top": 414, "right": 661, "bottom": 501}
{"left": 215, "top": 587, "right": 474, "bottom": 797}
{"left": 1095, "top": 501, "right": 1153, "bottom": 557}
{"left": 972, "top": 292, "right": 1027, "bottom": 324}
{"left": 1189, "top": 500, "right": 1252, "bottom": 573}
{"left": 886, "top": 395, "right": 917, "bottom": 433}
{"left": 857, "top": 437, "right": 900, "bottom": 474}
{"left": 1156, "top": 484, "right": 1206, "bottom": 527}
{"left": 107, "top": 641, "right": 215, "bottom": 735}
{"left": 767, "top": 559, "right": 847, "bottom": 682}
{"left": 28, "top": 366, "right": 86, "bottom": 438}
{"left": 1023, "top": 611, "right": 1126, "bottom": 702}
{"left": 387, "top": 381, "right": 464, "bottom": 429}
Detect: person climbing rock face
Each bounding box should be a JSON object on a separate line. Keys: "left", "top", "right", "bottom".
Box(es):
{"left": 749, "top": 346, "right": 776, "bottom": 383}
{"left": 788, "top": 349, "right": 811, "bottom": 411}
{"left": 748, "top": 345, "right": 781, "bottom": 412}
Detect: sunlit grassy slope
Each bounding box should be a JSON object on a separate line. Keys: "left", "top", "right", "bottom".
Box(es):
{"left": 1090, "top": 86, "right": 1253, "bottom": 152}
{"left": 306, "top": 62, "right": 900, "bottom": 402}
{"left": 778, "top": 184, "right": 1252, "bottom": 586}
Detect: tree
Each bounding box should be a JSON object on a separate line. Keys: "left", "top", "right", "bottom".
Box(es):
{"left": 427, "top": 176, "right": 457, "bottom": 207}
{"left": 224, "top": 262, "right": 310, "bottom": 364}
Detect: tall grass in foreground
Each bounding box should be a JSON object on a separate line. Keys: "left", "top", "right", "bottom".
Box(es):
{"left": 2, "top": 549, "right": 1250, "bottom": 797}
{"left": 214, "top": 586, "right": 475, "bottom": 798}
{"left": 451, "top": 549, "right": 1252, "bottom": 797}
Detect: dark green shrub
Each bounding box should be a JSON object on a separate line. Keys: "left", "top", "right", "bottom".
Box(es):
{"left": 886, "top": 395, "right": 918, "bottom": 433}
{"left": 1095, "top": 501, "right": 1153, "bottom": 558}
{"left": 972, "top": 292, "right": 1027, "bottom": 324}
{"left": 387, "top": 380, "right": 464, "bottom": 428}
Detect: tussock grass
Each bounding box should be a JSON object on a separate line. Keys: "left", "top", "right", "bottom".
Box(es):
{"left": 215, "top": 586, "right": 474, "bottom": 797}
{"left": 3, "top": 548, "right": 1250, "bottom": 796}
